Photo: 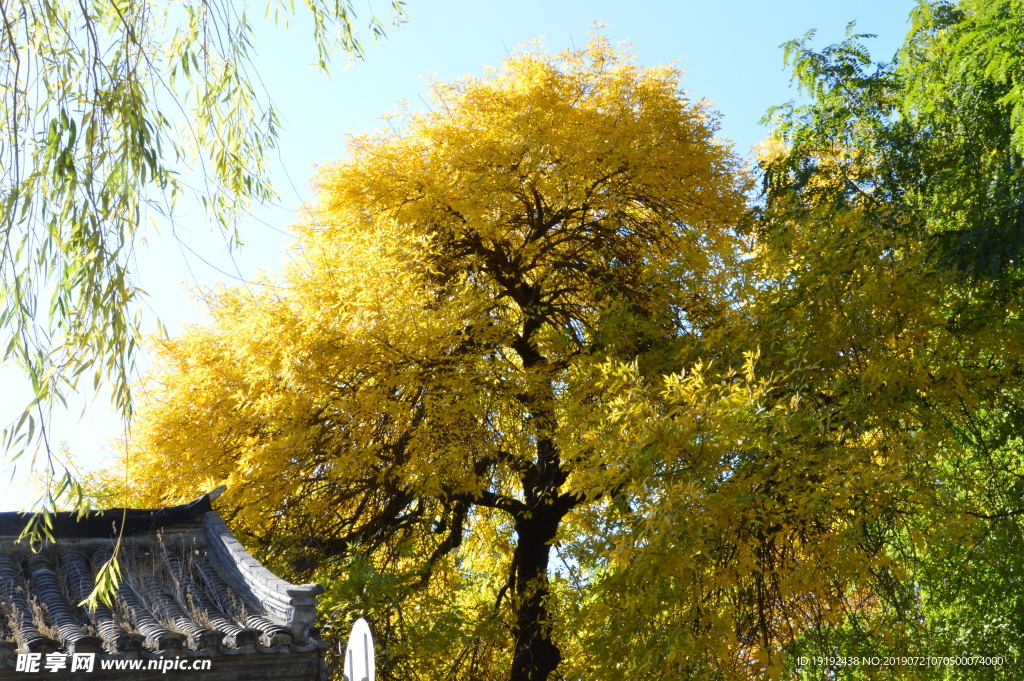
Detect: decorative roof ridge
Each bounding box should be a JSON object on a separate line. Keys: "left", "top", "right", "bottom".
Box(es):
{"left": 202, "top": 512, "right": 323, "bottom": 643}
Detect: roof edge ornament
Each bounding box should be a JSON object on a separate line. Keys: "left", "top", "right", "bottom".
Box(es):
{"left": 206, "top": 485, "right": 228, "bottom": 501}
{"left": 202, "top": 512, "right": 324, "bottom": 643}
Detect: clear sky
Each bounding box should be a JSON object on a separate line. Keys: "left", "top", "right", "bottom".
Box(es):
{"left": 0, "top": 0, "right": 917, "bottom": 510}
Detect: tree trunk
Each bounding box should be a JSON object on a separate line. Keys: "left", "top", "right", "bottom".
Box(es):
{"left": 509, "top": 508, "right": 562, "bottom": 681}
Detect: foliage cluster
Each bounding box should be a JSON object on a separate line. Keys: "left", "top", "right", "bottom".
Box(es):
{"left": 0, "top": 0, "right": 403, "bottom": 517}
{"left": 760, "top": 1, "right": 1024, "bottom": 676}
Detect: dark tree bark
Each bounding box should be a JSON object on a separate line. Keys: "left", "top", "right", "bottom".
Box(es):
{"left": 509, "top": 506, "right": 564, "bottom": 681}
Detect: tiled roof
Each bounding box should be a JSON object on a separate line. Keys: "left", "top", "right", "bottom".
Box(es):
{"left": 0, "top": 490, "right": 325, "bottom": 678}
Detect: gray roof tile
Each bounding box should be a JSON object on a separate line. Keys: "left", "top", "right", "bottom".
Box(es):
{"left": 0, "top": 492, "right": 324, "bottom": 675}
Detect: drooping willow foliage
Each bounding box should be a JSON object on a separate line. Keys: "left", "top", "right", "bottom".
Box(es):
{"left": 0, "top": 0, "right": 404, "bottom": 511}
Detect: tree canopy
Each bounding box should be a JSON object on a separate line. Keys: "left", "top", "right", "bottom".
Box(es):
{"left": 759, "top": 1, "right": 1024, "bottom": 675}
{"left": 104, "top": 36, "right": 783, "bottom": 680}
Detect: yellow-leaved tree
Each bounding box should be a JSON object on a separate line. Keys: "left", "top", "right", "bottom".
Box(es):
{"left": 94, "top": 37, "right": 900, "bottom": 680}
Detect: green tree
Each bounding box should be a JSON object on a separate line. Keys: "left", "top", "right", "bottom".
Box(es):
{"left": 0, "top": 0, "right": 404, "bottom": 513}
{"left": 760, "top": 3, "right": 1024, "bottom": 676}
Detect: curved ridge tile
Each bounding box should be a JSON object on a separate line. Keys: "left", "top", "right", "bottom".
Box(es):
{"left": 203, "top": 513, "right": 321, "bottom": 642}
{"left": 166, "top": 553, "right": 259, "bottom": 649}
{"left": 61, "top": 550, "right": 144, "bottom": 653}
{"left": 92, "top": 550, "right": 184, "bottom": 652}
{"left": 194, "top": 555, "right": 292, "bottom": 646}
{"left": 141, "top": 572, "right": 222, "bottom": 651}
{"left": 25, "top": 553, "right": 103, "bottom": 653}
{"left": 0, "top": 555, "right": 60, "bottom": 653}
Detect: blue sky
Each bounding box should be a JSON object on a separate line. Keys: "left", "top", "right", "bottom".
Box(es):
{"left": 0, "top": 0, "right": 917, "bottom": 510}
